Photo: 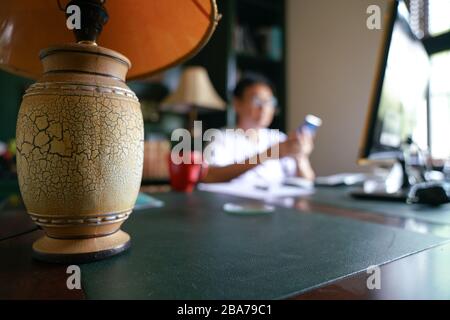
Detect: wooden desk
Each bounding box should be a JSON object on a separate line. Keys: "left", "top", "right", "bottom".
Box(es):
{"left": 1, "top": 188, "right": 450, "bottom": 299}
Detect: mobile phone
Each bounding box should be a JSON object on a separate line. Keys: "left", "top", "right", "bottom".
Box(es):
{"left": 297, "top": 114, "right": 322, "bottom": 135}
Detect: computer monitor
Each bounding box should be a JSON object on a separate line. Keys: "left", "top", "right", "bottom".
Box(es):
{"left": 359, "top": 0, "right": 431, "bottom": 163}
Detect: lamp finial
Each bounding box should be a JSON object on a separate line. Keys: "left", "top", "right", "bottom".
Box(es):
{"left": 65, "top": 0, "right": 109, "bottom": 44}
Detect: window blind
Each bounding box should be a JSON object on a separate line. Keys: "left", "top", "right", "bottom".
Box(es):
{"left": 405, "top": 0, "right": 429, "bottom": 39}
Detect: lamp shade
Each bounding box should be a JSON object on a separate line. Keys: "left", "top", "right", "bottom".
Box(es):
{"left": 161, "top": 66, "right": 226, "bottom": 113}
{"left": 0, "top": 0, "right": 219, "bottom": 80}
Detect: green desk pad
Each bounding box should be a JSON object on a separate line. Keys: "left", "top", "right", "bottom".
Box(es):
{"left": 309, "top": 187, "right": 450, "bottom": 227}
{"left": 0, "top": 179, "right": 20, "bottom": 197}
{"left": 80, "top": 191, "right": 448, "bottom": 299}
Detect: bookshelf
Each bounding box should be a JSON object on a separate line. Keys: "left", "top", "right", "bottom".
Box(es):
{"left": 187, "top": 0, "right": 287, "bottom": 132}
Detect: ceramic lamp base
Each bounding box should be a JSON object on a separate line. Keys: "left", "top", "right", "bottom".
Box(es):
{"left": 32, "top": 230, "right": 131, "bottom": 264}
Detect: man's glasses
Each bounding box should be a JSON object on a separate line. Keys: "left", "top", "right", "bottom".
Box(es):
{"left": 251, "top": 96, "right": 278, "bottom": 109}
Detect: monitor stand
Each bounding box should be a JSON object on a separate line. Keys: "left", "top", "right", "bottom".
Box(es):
{"left": 350, "top": 160, "right": 410, "bottom": 202}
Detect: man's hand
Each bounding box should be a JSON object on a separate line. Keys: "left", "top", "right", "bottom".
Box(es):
{"left": 278, "top": 130, "right": 314, "bottom": 159}
{"left": 297, "top": 130, "right": 314, "bottom": 158}
{"left": 278, "top": 130, "right": 315, "bottom": 181}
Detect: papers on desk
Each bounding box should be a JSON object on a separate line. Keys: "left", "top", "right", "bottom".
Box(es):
{"left": 197, "top": 182, "right": 314, "bottom": 200}
{"left": 315, "top": 173, "right": 368, "bottom": 186}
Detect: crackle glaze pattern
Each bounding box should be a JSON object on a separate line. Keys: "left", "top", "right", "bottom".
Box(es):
{"left": 16, "top": 85, "right": 144, "bottom": 224}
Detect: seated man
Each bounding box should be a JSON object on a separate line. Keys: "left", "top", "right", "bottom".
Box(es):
{"left": 202, "top": 73, "right": 315, "bottom": 185}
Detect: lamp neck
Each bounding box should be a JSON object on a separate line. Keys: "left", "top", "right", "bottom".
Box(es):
{"left": 65, "top": 0, "right": 109, "bottom": 44}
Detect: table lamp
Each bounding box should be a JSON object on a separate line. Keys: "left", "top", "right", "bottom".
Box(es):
{"left": 0, "top": 0, "right": 220, "bottom": 263}
{"left": 161, "top": 66, "right": 226, "bottom": 134}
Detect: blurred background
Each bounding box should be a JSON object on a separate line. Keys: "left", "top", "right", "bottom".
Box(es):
{"left": 1, "top": 0, "right": 449, "bottom": 190}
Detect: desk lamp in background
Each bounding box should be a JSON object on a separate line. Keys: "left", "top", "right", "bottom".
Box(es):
{"left": 0, "top": 0, "right": 220, "bottom": 263}
{"left": 161, "top": 66, "right": 226, "bottom": 138}
{"left": 161, "top": 66, "right": 226, "bottom": 192}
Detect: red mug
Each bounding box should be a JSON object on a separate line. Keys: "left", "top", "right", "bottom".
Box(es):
{"left": 168, "top": 151, "right": 208, "bottom": 192}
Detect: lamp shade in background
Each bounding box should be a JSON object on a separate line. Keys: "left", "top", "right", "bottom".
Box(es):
{"left": 0, "top": 0, "right": 220, "bottom": 79}
{"left": 161, "top": 66, "right": 226, "bottom": 113}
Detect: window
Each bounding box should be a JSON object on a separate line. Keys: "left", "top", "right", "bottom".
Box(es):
{"left": 406, "top": 0, "right": 450, "bottom": 38}
{"left": 430, "top": 51, "right": 450, "bottom": 159}
{"left": 428, "top": 0, "right": 450, "bottom": 36}
{"left": 406, "top": 0, "right": 450, "bottom": 159}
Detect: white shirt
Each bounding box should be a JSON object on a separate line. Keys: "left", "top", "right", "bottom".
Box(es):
{"left": 205, "top": 128, "right": 297, "bottom": 185}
